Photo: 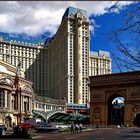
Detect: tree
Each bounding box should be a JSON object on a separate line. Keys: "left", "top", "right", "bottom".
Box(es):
{"left": 109, "top": 3, "right": 140, "bottom": 72}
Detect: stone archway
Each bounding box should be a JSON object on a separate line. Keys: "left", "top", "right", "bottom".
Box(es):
{"left": 107, "top": 94, "right": 124, "bottom": 125}
{"left": 90, "top": 71, "right": 140, "bottom": 127}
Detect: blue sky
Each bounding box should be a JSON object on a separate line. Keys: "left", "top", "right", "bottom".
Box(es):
{"left": 90, "top": 2, "right": 139, "bottom": 72}
{"left": 90, "top": 10, "right": 124, "bottom": 73}
{"left": 0, "top": 1, "right": 138, "bottom": 73}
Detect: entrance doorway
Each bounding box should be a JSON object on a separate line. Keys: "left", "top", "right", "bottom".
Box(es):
{"left": 108, "top": 95, "right": 124, "bottom": 125}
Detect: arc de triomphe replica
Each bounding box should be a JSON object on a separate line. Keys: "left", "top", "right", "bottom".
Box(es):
{"left": 89, "top": 71, "right": 140, "bottom": 127}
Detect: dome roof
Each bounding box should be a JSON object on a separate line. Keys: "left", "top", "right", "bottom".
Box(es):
{"left": 0, "top": 65, "right": 8, "bottom": 73}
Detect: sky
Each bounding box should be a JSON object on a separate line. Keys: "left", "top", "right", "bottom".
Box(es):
{"left": 0, "top": 1, "right": 139, "bottom": 73}
{"left": 112, "top": 97, "right": 124, "bottom": 104}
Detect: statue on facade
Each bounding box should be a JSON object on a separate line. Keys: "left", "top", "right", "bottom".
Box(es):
{"left": 16, "top": 62, "right": 21, "bottom": 76}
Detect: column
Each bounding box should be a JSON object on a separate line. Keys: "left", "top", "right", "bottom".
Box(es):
{"left": 21, "top": 96, "right": 23, "bottom": 113}
{"left": 28, "top": 97, "right": 30, "bottom": 112}
{"left": 28, "top": 97, "right": 31, "bottom": 111}
{"left": 8, "top": 93, "right": 12, "bottom": 111}
{"left": 4, "top": 91, "right": 7, "bottom": 108}
{"left": 29, "top": 97, "right": 32, "bottom": 112}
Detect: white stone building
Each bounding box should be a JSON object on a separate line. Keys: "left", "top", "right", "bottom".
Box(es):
{"left": 89, "top": 50, "right": 112, "bottom": 76}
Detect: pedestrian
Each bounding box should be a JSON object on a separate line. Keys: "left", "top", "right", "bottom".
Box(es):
{"left": 79, "top": 123, "right": 83, "bottom": 132}
{"left": 75, "top": 123, "right": 79, "bottom": 133}
{"left": 71, "top": 123, "right": 75, "bottom": 133}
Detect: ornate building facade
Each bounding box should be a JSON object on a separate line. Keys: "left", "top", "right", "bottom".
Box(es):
{"left": 0, "top": 60, "right": 34, "bottom": 126}
{"left": 0, "top": 60, "right": 67, "bottom": 126}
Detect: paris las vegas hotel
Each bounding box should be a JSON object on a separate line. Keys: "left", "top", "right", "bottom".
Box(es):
{"left": 0, "top": 7, "right": 111, "bottom": 122}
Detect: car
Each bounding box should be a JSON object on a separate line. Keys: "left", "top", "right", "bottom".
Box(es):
{"left": 19, "top": 123, "right": 34, "bottom": 130}
{"left": 0, "top": 124, "right": 7, "bottom": 136}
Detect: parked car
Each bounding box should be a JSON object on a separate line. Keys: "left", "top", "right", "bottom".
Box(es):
{"left": 0, "top": 124, "right": 7, "bottom": 136}
{"left": 19, "top": 123, "right": 34, "bottom": 130}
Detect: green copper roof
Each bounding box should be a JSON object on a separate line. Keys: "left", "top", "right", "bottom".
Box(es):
{"left": 62, "top": 6, "right": 87, "bottom": 19}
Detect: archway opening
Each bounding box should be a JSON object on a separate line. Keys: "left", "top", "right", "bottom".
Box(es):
{"left": 108, "top": 95, "right": 124, "bottom": 125}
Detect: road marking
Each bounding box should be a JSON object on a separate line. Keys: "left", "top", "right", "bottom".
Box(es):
{"left": 66, "top": 137, "right": 76, "bottom": 139}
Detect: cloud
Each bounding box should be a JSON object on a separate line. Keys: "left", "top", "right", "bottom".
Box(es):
{"left": 90, "top": 19, "right": 101, "bottom": 36}
{"left": 0, "top": 1, "right": 135, "bottom": 36}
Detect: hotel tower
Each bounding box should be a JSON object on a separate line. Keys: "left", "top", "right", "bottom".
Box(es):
{"left": 45, "top": 7, "right": 90, "bottom": 104}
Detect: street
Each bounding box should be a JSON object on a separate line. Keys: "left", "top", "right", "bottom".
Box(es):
{"left": 33, "top": 128, "right": 140, "bottom": 140}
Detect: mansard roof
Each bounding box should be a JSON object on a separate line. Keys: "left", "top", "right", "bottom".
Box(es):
{"left": 62, "top": 6, "right": 87, "bottom": 19}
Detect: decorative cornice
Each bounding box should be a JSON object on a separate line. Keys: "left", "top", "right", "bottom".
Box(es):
{"left": 90, "top": 71, "right": 140, "bottom": 87}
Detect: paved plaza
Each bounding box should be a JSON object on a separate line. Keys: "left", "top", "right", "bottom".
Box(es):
{"left": 30, "top": 127, "right": 140, "bottom": 140}
{"left": 4, "top": 125, "right": 140, "bottom": 140}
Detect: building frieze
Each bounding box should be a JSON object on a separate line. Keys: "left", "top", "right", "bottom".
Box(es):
{"left": 90, "top": 71, "right": 140, "bottom": 87}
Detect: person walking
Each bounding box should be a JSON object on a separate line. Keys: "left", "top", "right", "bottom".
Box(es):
{"left": 70, "top": 123, "right": 75, "bottom": 133}
{"left": 79, "top": 123, "right": 83, "bottom": 132}
{"left": 75, "top": 123, "right": 79, "bottom": 133}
